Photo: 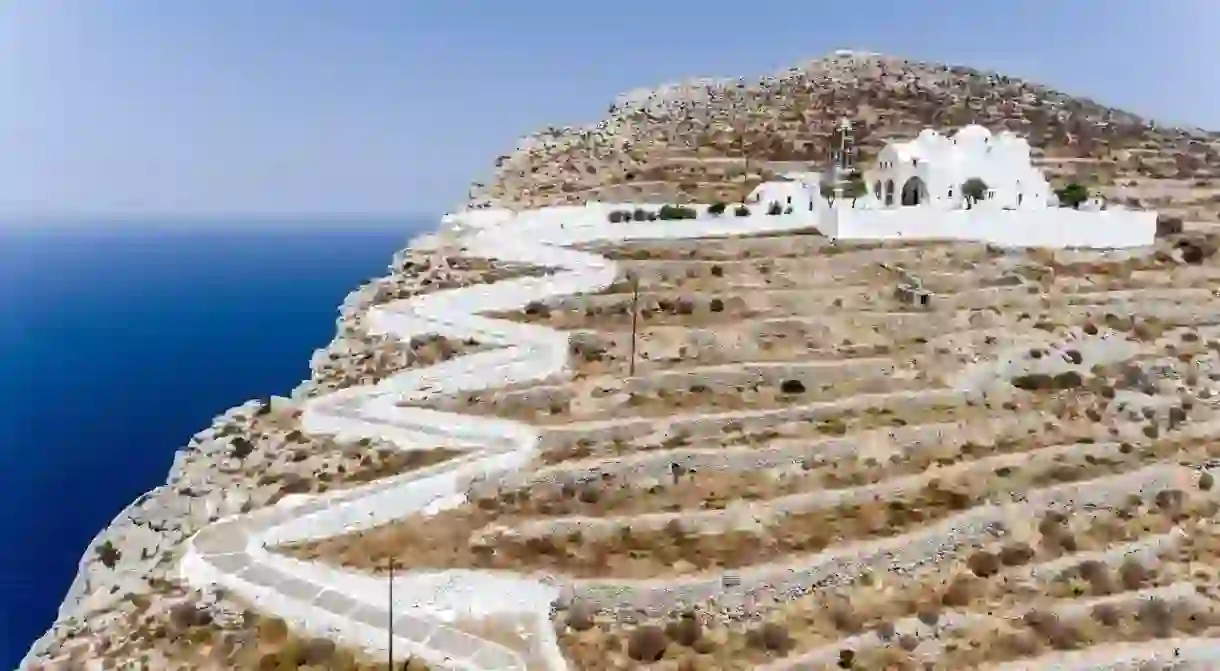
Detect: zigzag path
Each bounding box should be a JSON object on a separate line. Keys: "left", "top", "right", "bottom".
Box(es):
{"left": 185, "top": 210, "right": 1220, "bottom": 670}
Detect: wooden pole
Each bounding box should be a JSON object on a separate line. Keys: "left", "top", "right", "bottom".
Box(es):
{"left": 387, "top": 557, "right": 395, "bottom": 668}
{"left": 628, "top": 275, "right": 640, "bottom": 377}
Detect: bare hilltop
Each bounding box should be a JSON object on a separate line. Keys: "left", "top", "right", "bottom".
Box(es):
{"left": 470, "top": 51, "right": 1218, "bottom": 221}
{"left": 24, "top": 51, "right": 1220, "bottom": 671}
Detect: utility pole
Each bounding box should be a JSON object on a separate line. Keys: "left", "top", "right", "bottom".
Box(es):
{"left": 387, "top": 557, "right": 395, "bottom": 669}
{"left": 628, "top": 274, "right": 640, "bottom": 377}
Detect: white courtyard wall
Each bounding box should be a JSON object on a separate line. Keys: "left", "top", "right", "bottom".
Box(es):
{"left": 832, "top": 207, "right": 1156, "bottom": 249}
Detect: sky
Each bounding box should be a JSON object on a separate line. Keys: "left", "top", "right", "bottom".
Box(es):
{"left": 0, "top": 1, "right": 1216, "bottom": 219}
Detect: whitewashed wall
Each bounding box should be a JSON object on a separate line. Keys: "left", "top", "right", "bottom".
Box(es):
{"left": 445, "top": 201, "right": 1153, "bottom": 250}
{"left": 833, "top": 207, "right": 1156, "bottom": 248}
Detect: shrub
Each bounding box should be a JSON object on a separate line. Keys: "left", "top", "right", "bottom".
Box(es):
{"left": 97, "top": 539, "right": 122, "bottom": 569}
{"left": 784, "top": 205, "right": 793, "bottom": 214}
{"left": 779, "top": 379, "right": 806, "bottom": 394}
{"left": 608, "top": 210, "right": 626, "bottom": 223}
{"left": 1011, "top": 373, "right": 1054, "bottom": 391}
{"left": 647, "top": 211, "right": 658, "bottom": 221}
{"left": 734, "top": 205, "right": 750, "bottom": 217}
{"left": 845, "top": 176, "right": 867, "bottom": 203}
{"left": 1055, "top": 182, "right": 1089, "bottom": 209}
{"left": 632, "top": 208, "right": 649, "bottom": 222}
{"left": 627, "top": 626, "right": 669, "bottom": 662}
{"left": 961, "top": 177, "right": 988, "bottom": 206}
{"left": 707, "top": 201, "right": 727, "bottom": 216}
{"left": 665, "top": 614, "right": 702, "bottom": 647}
{"left": 748, "top": 622, "right": 793, "bottom": 653}
{"left": 766, "top": 201, "right": 783, "bottom": 215}
{"left": 565, "top": 603, "right": 596, "bottom": 631}
{"left": 659, "top": 204, "right": 697, "bottom": 220}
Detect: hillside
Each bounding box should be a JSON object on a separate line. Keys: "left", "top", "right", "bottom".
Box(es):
{"left": 24, "top": 53, "right": 1220, "bottom": 671}
{"left": 469, "top": 51, "right": 1220, "bottom": 221}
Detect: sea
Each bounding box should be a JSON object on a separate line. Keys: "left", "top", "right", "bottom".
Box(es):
{"left": 0, "top": 217, "right": 428, "bottom": 667}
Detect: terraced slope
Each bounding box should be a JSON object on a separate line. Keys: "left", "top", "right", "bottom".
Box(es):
{"left": 272, "top": 217, "right": 1220, "bottom": 670}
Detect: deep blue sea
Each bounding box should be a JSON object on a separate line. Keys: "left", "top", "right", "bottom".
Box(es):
{"left": 0, "top": 218, "right": 425, "bottom": 667}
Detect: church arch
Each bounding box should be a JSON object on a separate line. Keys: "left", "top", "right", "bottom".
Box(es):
{"left": 900, "top": 176, "right": 927, "bottom": 207}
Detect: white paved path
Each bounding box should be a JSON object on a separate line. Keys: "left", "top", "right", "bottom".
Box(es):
{"left": 179, "top": 209, "right": 825, "bottom": 670}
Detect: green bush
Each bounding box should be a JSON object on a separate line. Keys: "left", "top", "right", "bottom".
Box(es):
{"left": 961, "top": 178, "right": 988, "bottom": 207}
{"left": 633, "top": 208, "right": 649, "bottom": 221}
{"left": 1055, "top": 183, "right": 1089, "bottom": 209}
{"left": 734, "top": 205, "right": 750, "bottom": 217}
{"left": 659, "top": 204, "right": 698, "bottom": 220}
{"left": 766, "top": 201, "right": 783, "bottom": 215}
{"left": 707, "top": 201, "right": 727, "bottom": 216}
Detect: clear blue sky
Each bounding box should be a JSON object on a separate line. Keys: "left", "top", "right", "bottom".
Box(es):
{"left": 0, "top": 1, "right": 1215, "bottom": 218}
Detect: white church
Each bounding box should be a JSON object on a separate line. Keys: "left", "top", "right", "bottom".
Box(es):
{"left": 861, "top": 125, "right": 1052, "bottom": 210}
{"left": 742, "top": 123, "right": 1154, "bottom": 248}
{"left": 748, "top": 124, "right": 1055, "bottom": 211}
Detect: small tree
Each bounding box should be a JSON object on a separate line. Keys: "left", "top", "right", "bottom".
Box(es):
{"left": 844, "top": 178, "right": 867, "bottom": 207}
{"left": 820, "top": 182, "right": 836, "bottom": 205}
{"left": 961, "top": 178, "right": 988, "bottom": 209}
{"left": 1055, "top": 183, "right": 1089, "bottom": 209}
{"left": 707, "top": 201, "right": 727, "bottom": 216}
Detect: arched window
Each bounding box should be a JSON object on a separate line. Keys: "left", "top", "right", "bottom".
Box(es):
{"left": 873, "top": 181, "right": 882, "bottom": 199}
{"left": 884, "top": 180, "right": 895, "bottom": 206}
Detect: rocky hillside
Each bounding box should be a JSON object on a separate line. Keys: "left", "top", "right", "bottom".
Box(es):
{"left": 468, "top": 51, "right": 1220, "bottom": 220}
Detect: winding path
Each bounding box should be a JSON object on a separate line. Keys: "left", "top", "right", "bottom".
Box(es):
{"left": 180, "top": 206, "right": 1220, "bottom": 671}
{"left": 180, "top": 208, "right": 830, "bottom": 670}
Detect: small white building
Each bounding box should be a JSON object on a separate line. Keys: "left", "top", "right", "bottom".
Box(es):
{"left": 745, "top": 178, "right": 816, "bottom": 211}
{"left": 861, "top": 125, "right": 1053, "bottom": 210}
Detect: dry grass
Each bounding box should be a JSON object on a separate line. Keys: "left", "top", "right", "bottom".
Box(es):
{"left": 274, "top": 231, "right": 1220, "bottom": 668}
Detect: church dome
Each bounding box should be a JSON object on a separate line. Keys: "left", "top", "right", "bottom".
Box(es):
{"left": 954, "top": 124, "right": 992, "bottom": 143}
